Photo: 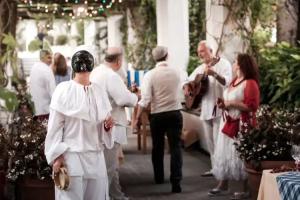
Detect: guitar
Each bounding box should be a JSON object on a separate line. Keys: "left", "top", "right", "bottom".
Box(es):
{"left": 185, "top": 57, "right": 220, "bottom": 109}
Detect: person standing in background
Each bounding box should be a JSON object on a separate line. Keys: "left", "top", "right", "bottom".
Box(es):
{"left": 183, "top": 41, "right": 232, "bottom": 176}
{"left": 135, "top": 46, "right": 183, "bottom": 193}
{"left": 90, "top": 47, "right": 138, "bottom": 200}
{"left": 29, "top": 49, "right": 56, "bottom": 120}
{"left": 51, "top": 52, "right": 71, "bottom": 85}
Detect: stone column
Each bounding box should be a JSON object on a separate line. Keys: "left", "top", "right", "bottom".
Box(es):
{"left": 107, "top": 14, "right": 127, "bottom": 80}
{"left": 156, "top": 0, "right": 189, "bottom": 71}
{"left": 206, "top": 0, "right": 248, "bottom": 63}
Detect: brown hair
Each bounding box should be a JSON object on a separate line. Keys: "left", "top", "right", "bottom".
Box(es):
{"left": 53, "top": 53, "right": 67, "bottom": 76}
{"left": 237, "top": 53, "right": 259, "bottom": 83}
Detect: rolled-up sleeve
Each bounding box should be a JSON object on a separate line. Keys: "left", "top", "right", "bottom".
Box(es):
{"left": 138, "top": 72, "right": 152, "bottom": 108}
{"left": 44, "top": 109, "right": 69, "bottom": 165}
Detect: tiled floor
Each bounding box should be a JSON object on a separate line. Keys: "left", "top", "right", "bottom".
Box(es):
{"left": 119, "top": 134, "right": 251, "bottom": 200}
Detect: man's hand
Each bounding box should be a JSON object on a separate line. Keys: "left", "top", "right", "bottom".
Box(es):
{"left": 183, "top": 85, "right": 191, "bottom": 96}
{"left": 104, "top": 116, "right": 114, "bottom": 132}
{"left": 53, "top": 155, "right": 64, "bottom": 173}
{"left": 217, "top": 98, "right": 225, "bottom": 109}
{"left": 204, "top": 66, "right": 216, "bottom": 76}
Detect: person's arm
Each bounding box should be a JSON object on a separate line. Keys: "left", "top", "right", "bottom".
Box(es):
{"left": 133, "top": 73, "right": 152, "bottom": 128}
{"left": 47, "top": 69, "right": 57, "bottom": 96}
{"left": 107, "top": 74, "right": 138, "bottom": 107}
{"left": 206, "top": 59, "right": 232, "bottom": 86}
{"left": 44, "top": 109, "right": 68, "bottom": 172}
{"left": 182, "top": 66, "right": 201, "bottom": 95}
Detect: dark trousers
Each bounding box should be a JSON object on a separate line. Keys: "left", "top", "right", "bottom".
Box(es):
{"left": 149, "top": 110, "right": 183, "bottom": 185}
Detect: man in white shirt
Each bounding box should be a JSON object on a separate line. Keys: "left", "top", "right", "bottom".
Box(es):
{"left": 45, "top": 50, "right": 114, "bottom": 200}
{"left": 183, "top": 41, "right": 232, "bottom": 176}
{"left": 135, "top": 46, "right": 183, "bottom": 193}
{"left": 29, "top": 49, "right": 56, "bottom": 119}
{"left": 90, "top": 47, "right": 138, "bottom": 200}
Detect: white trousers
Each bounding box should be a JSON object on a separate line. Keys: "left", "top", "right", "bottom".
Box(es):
{"left": 55, "top": 176, "right": 109, "bottom": 200}
{"left": 202, "top": 117, "right": 221, "bottom": 168}
{"left": 104, "top": 143, "right": 126, "bottom": 200}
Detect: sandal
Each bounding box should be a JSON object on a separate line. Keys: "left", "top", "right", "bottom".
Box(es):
{"left": 208, "top": 188, "right": 230, "bottom": 196}
{"left": 230, "top": 192, "right": 251, "bottom": 200}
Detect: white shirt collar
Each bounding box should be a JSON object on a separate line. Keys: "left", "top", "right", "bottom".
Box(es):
{"left": 155, "top": 61, "right": 168, "bottom": 68}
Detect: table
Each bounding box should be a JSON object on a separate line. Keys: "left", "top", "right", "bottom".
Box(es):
{"left": 257, "top": 170, "right": 282, "bottom": 200}
{"left": 258, "top": 170, "right": 300, "bottom": 200}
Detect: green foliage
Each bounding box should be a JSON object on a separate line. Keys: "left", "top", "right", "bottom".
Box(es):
{"left": 187, "top": 56, "right": 201, "bottom": 75}
{"left": 28, "top": 39, "right": 42, "bottom": 52}
{"left": 189, "top": 0, "right": 206, "bottom": 55}
{"left": 75, "top": 20, "right": 85, "bottom": 45}
{"left": 235, "top": 105, "right": 297, "bottom": 169}
{"left": 3, "top": 114, "right": 51, "bottom": 181}
{"left": 55, "top": 34, "right": 69, "bottom": 45}
{"left": 0, "top": 88, "right": 18, "bottom": 112}
{"left": 121, "top": 0, "right": 157, "bottom": 70}
{"left": 258, "top": 42, "right": 300, "bottom": 108}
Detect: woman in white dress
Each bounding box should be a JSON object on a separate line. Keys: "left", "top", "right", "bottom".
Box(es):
{"left": 45, "top": 50, "right": 114, "bottom": 200}
{"left": 209, "top": 53, "right": 260, "bottom": 199}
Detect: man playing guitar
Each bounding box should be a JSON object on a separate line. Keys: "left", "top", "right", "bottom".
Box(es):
{"left": 183, "top": 40, "right": 232, "bottom": 177}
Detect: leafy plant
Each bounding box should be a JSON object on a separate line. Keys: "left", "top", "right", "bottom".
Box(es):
{"left": 258, "top": 42, "right": 300, "bottom": 108}
{"left": 55, "top": 35, "right": 69, "bottom": 45}
{"left": 4, "top": 114, "right": 51, "bottom": 181}
{"left": 28, "top": 39, "right": 42, "bottom": 52}
{"left": 121, "top": 0, "right": 157, "bottom": 70}
{"left": 186, "top": 56, "right": 201, "bottom": 75}
{"left": 234, "top": 105, "right": 298, "bottom": 170}
{"left": 189, "top": 0, "right": 206, "bottom": 55}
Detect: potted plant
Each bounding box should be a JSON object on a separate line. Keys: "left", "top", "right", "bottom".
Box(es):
{"left": 234, "top": 105, "right": 299, "bottom": 199}
{"left": 0, "top": 82, "right": 54, "bottom": 200}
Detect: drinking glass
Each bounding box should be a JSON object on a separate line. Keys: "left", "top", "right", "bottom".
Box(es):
{"left": 291, "top": 145, "right": 300, "bottom": 170}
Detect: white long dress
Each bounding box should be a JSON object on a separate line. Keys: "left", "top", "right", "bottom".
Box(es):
{"left": 212, "top": 81, "right": 247, "bottom": 181}
{"left": 45, "top": 80, "right": 114, "bottom": 200}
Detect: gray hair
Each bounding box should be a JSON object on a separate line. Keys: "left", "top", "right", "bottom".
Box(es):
{"left": 198, "top": 40, "right": 213, "bottom": 52}
{"left": 40, "top": 49, "right": 52, "bottom": 60}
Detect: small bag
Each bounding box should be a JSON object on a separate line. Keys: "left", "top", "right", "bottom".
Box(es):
{"left": 222, "top": 114, "right": 240, "bottom": 138}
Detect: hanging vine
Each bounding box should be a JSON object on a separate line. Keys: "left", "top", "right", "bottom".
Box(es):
{"left": 121, "top": 0, "right": 157, "bottom": 70}
{"left": 206, "top": 0, "right": 276, "bottom": 57}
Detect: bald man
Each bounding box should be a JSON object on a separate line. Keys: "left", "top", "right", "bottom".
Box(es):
{"left": 183, "top": 41, "right": 232, "bottom": 176}
{"left": 90, "top": 47, "right": 138, "bottom": 200}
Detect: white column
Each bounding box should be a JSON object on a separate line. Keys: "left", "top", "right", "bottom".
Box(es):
{"left": 206, "top": 0, "right": 248, "bottom": 63}
{"left": 107, "top": 15, "right": 127, "bottom": 80}
{"left": 107, "top": 15, "right": 123, "bottom": 47}
{"left": 156, "top": 0, "right": 189, "bottom": 71}
{"left": 84, "top": 20, "right": 97, "bottom": 45}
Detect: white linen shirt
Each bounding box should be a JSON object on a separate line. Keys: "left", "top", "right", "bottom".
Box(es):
{"left": 29, "top": 61, "right": 56, "bottom": 115}
{"left": 45, "top": 80, "right": 113, "bottom": 167}
{"left": 138, "top": 61, "right": 182, "bottom": 114}
{"left": 185, "top": 58, "right": 232, "bottom": 120}
{"left": 90, "top": 64, "right": 138, "bottom": 145}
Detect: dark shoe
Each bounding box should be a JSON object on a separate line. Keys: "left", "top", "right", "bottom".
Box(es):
{"left": 208, "top": 188, "right": 230, "bottom": 196}
{"left": 155, "top": 179, "right": 164, "bottom": 184}
{"left": 201, "top": 170, "right": 213, "bottom": 177}
{"left": 172, "top": 184, "right": 182, "bottom": 193}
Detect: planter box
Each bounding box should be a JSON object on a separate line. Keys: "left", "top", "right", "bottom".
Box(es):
{"left": 17, "top": 177, "right": 54, "bottom": 200}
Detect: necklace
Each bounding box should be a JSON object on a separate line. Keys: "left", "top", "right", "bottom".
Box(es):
{"left": 231, "top": 78, "right": 245, "bottom": 87}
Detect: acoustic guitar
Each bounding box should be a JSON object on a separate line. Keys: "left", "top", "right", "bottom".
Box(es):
{"left": 185, "top": 57, "right": 220, "bottom": 109}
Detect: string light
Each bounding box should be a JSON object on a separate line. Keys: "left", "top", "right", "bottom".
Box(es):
{"left": 18, "top": 0, "right": 123, "bottom": 20}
